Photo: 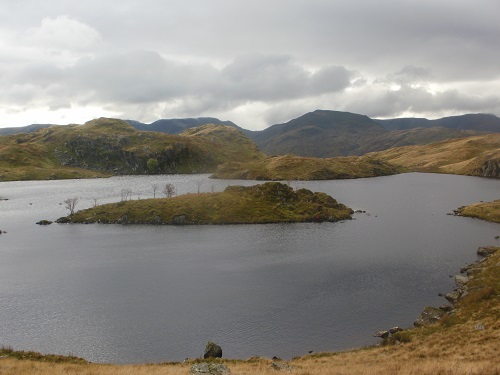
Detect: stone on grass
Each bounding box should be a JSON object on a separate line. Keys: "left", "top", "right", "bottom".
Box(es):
{"left": 190, "top": 363, "right": 231, "bottom": 375}
{"left": 204, "top": 341, "right": 222, "bottom": 359}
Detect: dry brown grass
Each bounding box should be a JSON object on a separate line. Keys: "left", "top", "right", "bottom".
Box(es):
{"left": 457, "top": 200, "right": 500, "bottom": 223}
{"left": 371, "top": 133, "right": 500, "bottom": 176}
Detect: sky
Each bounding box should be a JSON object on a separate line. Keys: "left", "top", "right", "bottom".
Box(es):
{"left": 0, "top": 0, "right": 499, "bottom": 130}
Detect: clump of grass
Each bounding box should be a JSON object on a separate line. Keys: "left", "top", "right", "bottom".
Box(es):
{"left": 0, "top": 346, "right": 87, "bottom": 364}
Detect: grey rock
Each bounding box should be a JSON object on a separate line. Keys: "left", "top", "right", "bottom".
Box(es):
{"left": 117, "top": 215, "right": 128, "bottom": 224}
{"left": 454, "top": 275, "right": 469, "bottom": 287}
{"left": 477, "top": 246, "right": 498, "bottom": 257}
{"left": 204, "top": 341, "right": 222, "bottom": 359}
{"left": 271, "top": 361, "right": 294, "bottom": 372}
{"left": 190, "top": 363, "right": 231, "bottom": 375}
{"left": 389, "top": 326, "right": 403, "bottom": 334}
{"left": 373, "top": 330, "right": 390, "bottom": 339}
{"left": 36, "top": 220, "right": 53, "bottom": 225}
{"left": 439, "top": 304, "right": 453, "bottom": 312}
{"left": 414, "top": 306, "right": 447, "bottom": 327}
{"left": 444, "top": 290, "right": 462, "bottom": 303}
{"left": 172, "top": 214, "right": 187, "bottom": 225}
{"left": 475, "top": 323, "right": 485, "bottom": 330}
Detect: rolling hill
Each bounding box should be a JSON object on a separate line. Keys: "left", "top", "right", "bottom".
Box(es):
{"left": 375, "top": 113, "right": 500, "bottom": 132}
{"left": 371, "top": 133, "right": 500, "bottom": 178}
{"left": 0, "top": 118, "right": 264, "bottom": 181}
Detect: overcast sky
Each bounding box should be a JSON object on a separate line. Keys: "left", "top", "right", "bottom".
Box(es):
{"left": 1, "top": 0, "right": 499, "bottom": 130}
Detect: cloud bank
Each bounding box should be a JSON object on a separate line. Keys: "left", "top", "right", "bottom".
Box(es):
{"left": 1, "top": 0, "right": 499, "bottom": 129}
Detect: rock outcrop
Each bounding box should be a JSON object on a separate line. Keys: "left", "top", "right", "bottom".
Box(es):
{"left": 203, "top": 342, "right": 222, "bottom": 359}
{"left": 480, "top": 159, "right": 500, "bottom": 178}
{"left": 414, "top": 306, "right": 447, "bottom": 327}
{"left": 190, "top": 363, "right": 230, "bottom": 375}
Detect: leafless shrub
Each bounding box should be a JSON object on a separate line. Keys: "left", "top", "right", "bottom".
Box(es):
{"left": 163, "top": 183, "right": 176, "bottom": 198}
{"left": 121, "top": 189, "right": 132, "bottom": 201}
{"left": 64, "top": 197, "right": 79, "bottom": 215}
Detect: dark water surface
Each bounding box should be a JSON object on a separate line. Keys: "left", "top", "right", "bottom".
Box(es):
{"left": 0, "top": 173, "right": 498, "bottom": 363}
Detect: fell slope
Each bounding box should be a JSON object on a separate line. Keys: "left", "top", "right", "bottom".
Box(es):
{"left": 0, "top": 118, "right": 264, "bottom": 181}
{"left": 248, "top": 110, "right": 484, "bottom": 157}
{"left": 371, "top": 134, "right": 500, "bottom": 178}
{"left": 376, "top": 113, "right": 500, "bottom": 132}
{"left": 251, "top": 110, "right": 387, "bottom": 157}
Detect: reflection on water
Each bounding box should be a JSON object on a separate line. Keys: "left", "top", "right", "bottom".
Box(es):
{"left": 0, "top": 173, "right": 499, "bottom": 363}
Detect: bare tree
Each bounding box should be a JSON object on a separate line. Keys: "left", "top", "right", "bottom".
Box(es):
{"left": 152, "top": 183, "right": 159, "bottom": 198}
{"left": 194, "top": 179, "right": 203, "bottom": 194}
{"left": 121, "top": 188, "right": 132, "bottom": 201}
{"left": 92, "top": 197, "right": 99, "bottom": 207}
{"left": 64, "top": 197, "right": 79, "bottom": 215}
{"left": 163, "top": 183, "right": 176, "bottom": 198}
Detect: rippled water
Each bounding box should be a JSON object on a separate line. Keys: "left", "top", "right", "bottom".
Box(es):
{"left": 0, "top": 173, "right": 498, "bottom": 363}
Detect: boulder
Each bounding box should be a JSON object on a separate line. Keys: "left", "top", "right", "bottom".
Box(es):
{"left": 444, "top": 290, "right": 462, "bottom": 304}
{"left": 190, "top": 363, "right": 231, "bottom": 375}
{"left": 477, "top": 246, "right": 498, "bottom": 257}
{"left": 454, "top": 275, "right": 469, "bottom": 287}
{"left": 373, "top": 330, "right": 389, "bottom": 339}
{"left": 389, "top": 326, "right": 403, "bottom": 334}
{"left": 204, "top": 341, "right": 222, "bottom": 359}
{"left": 414, "top": 306, "right": 447, "bottom": 327}
{"left": 36, "top": 220, "right": 53, "bottom": 225}
{"left": 438, "top": 304, "right": 453, "bottom": 312}
{"left": 271, "top": 361, "right": 294, "bottom": 372}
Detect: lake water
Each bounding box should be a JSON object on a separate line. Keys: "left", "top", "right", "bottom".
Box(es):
{"left": 0, "top": 173, "right": 498, "bottom": 364}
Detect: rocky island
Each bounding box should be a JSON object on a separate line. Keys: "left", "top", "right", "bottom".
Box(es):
{"left": 57, "top": 182, "right": 353, "bottom": 225}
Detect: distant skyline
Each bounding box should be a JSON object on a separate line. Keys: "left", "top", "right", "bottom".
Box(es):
{"left": 1, "top": 0, "right": 499, "bottom": 130}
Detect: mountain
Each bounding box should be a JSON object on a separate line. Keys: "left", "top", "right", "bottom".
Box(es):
{"left": 249, "top": 110, "right": 387, "bottom": 157}
{"left": 371, "top": 133, "right": 500, "bottom": 178}
{"left": 375, "top": 113, "right": 500, "bottom": 132}
{"left": 2, "top": 111, "right": 498, "bottom": 160}
{"left": 246, "top": 110, "right": 485, "bottom": 157}
{"left": 0, "top": 124, "right": 60, "bottom": 135}
{"left": 125, "top": 117, "right": 251, "bottom": 135}
{"left": 0, "top": 118, "right": 264, "bottom": 181}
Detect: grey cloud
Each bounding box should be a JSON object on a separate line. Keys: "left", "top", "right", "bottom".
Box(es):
{"left": 1, "top": 0, "right": 500, "bottom": 128}
{"left": 66, "top": 51, "right": 353, "bottom": 106}
{"left": 345, "top": 83, "right": 500, "bottom": 119}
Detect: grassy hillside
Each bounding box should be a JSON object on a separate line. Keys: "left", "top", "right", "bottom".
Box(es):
{"left": 376, "top": 113, "right": 500, "bottom": 132}
{"left": 0, "top": 118, "right": 264, "bottom": 181}
{"left": 58, "top": 182, "right": 353, "bottom": 225}
{"left": 213, "top": 154, "right": 402, "bottom": 180}
{"left": 359, "top": 127, "right": 481, "bottom": 153}
{"left": 371, "top": 134, "right": 500, "bottom": 178}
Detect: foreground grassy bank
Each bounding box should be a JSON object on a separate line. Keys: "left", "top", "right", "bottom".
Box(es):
{"left": 59, "top": 182, "right": 353, "bottom": 225}
{"left": 2, "top": 245, "right": 499, "bottom": 375}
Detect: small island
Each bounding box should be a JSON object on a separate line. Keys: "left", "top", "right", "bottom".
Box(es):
{"left": 57, "top": 182, "right": 353, "bottom": 225}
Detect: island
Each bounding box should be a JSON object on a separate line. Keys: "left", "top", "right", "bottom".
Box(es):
{"left": 56, "top": 182, "right": 353, "bottom": 225}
